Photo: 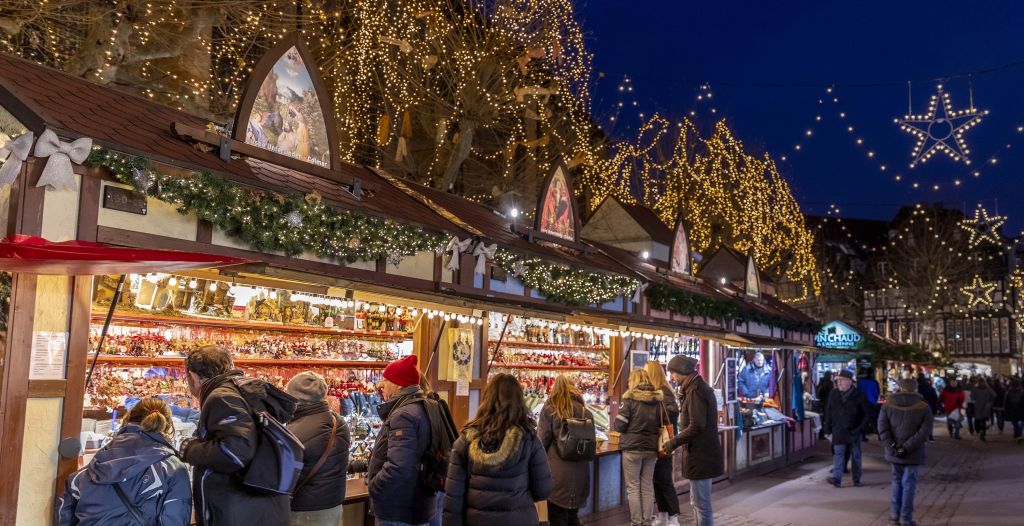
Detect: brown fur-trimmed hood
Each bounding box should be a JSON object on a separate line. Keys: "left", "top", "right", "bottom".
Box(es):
{"left": 465, "top": 426, "right": 525, "bottom": 470}
{"left": 622, "top": 384, "right": 664, "bottom": 404}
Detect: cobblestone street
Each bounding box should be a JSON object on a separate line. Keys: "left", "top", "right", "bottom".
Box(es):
{"left": 677, "top": 418, "right": 1024, "bottom": 526}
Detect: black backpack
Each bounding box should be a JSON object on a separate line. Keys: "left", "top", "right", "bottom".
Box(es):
{"left": 230, "top": 378, "right": 305, "bottom": 495}
{"left": 396, "top": 391, "right": 458, "bottom": 492}
{"left": 556, "top": 405, "right": 596, "bottom": 461}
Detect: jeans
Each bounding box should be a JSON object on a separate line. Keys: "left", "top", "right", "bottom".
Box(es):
{"left": 831, "top": 438, "right": 862, "bottom": 484}
{"left": 622, "top": 450, "right": 658, "bottom": 526}
{"left": 689, "top": 478, "right": 713, "bottom": 526}
{"left": 653, "top": 454, "right": 680, "bottom": 515}
{"left": 889, "top": 464, "right": 919, "bottom": 523}
{"left": 1012, "top": 420, "right": 1024, "bottom": 439}
{"left": 547, "top": 501, "right": 581, "bottom": 526}
{"left": 291, "top": 505, "right": 343, "bottom": 526}
{"left": 946, "top": 417, "right": 962, "bottom": 437}
{"left": 977, "top": 419, "right": 988, "bottom": 439}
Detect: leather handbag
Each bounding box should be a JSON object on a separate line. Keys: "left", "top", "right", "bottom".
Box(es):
{"left": 657, "top": 401, "right": 675, "bottom": 457}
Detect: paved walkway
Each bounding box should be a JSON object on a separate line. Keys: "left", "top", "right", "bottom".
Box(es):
{"left": 677, "top": 419, "right": 1024, "bottom": 526}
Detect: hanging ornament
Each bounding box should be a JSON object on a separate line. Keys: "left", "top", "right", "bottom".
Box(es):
{"left": 958, "top": 205, "right": 1005, "bottom": 248}
{"left": 961, "top": 275, "right": 997, "bottom": 309}
{"left": 131, "top": 167, "right": 155, "bottom": 193}
{"left": 387, "top": 248, "right": 404, "bottom": 266}
{"left": 347, "top": 236, "right": 361, "bottom": 249}
{"left": 897, "top": 84, "right": 987, "bottom": 167}
{"left": 284, "top": 211, "right": 304, "bottom": 228}
{"left": 509, "top": 260, "right": 526, "bottom": 278}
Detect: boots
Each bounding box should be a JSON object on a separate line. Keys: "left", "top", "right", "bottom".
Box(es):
{"left": 666, "top": 514, "right": 680, "bottom": 526}
{"left": 652, "top": 512, "right": 668, "bottom": 526}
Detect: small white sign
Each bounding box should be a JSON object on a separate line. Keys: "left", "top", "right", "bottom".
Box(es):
{"left": 714, "top": 388, "right": 725, "bottom": 411}
{"left": 30, "top": 331, "right": 67, "bottom": 380}
{"left": 456, "top": 378, "right": 469, "bottom": 396}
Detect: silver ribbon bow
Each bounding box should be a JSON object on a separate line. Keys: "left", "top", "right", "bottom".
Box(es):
{"left": 445, "top": 237, "right": 474, "bottom": 271}
{"left": 632, "top": 283, "right": 649, "bottom": 304}
{"left": 33, "top": 129, "right": 92, "bottom": 191}
{"left": 0, "top": 132, "right": 34, "bottom": 188}
{"left": 472, "top": 241, "right": 498, "bottom": 275}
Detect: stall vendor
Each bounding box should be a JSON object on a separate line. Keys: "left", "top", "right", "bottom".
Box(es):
{"left": 738, "top": 352, "right": 772, "bottom": 399}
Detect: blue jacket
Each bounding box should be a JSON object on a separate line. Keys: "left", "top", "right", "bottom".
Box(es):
{"left": 738, "top": 364, "right": 772, "bottom": 398}
{"left": 367, "top": 386, "right": 437, "bottom": 524}
{"left": 55, "top": 424, "right": 191, "bottom": 526}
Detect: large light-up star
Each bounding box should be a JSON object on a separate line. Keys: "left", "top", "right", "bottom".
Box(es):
{"left": 961, "top": 275, "right": 997, "bottom": 309}
{"left": 897, "top": 84, "right": 987, "bottom": 167}
{"left": 958, "top": 205, "right": 1006, "bottom": 248}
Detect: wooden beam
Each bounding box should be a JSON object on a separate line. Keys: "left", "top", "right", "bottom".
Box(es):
{"left": 27, "top": 380, "right": 66, "bottom": 398}
{"left": 55, "top": 276, "right": 93, "bottom": 493}
{"left": 0, "top": 273, "right": 38, "bottom": 525}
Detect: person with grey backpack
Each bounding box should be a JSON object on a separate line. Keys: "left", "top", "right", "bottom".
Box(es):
{"left": 538, "top": 375, "right": 595, "bottom": 526}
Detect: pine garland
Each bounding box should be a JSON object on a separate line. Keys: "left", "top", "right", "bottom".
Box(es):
{"left": 647, "top": 283, "right": 819, "bottom": 333}
{"left": 493, "top": 249, "right": 641, "bottom": 305}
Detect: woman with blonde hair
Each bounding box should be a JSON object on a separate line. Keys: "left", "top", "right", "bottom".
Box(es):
{"left": 537, "top": 375, "right": 593, "bottom": 526}
{"left": 645, "top": 362, "right": 680, "bottom": 526}
{"left": 56, "top": 397, "right": 191, "bottom": 525}
{"left": 615, "top": 368, "right": 665, "bottom": 526}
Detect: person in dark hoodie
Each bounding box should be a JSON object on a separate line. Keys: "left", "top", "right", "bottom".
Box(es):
{"left": 56, "top": 397, "right": 191, "bottom": 526}
{"left": 179, "top": 345, "right": 294, "bottom": 526}
{"left": 537, "top": 374, "right": 592, "bottom": 526}
{"left": 1004, "top": 378, "right": 1024, "bottom": 443}
{"left": 368, "top": 354, "right": 437, "bottom": 526}
{"left": 615, "top": 369, "right": 664, "bottom": 526}
{"left": 878, "top": 378, "right": 933, "bottom": 526}
{"left": 285, "top": 371, "right": 351, "bottom": 526}
{"left": 823, "top": 369, "right": 870, "bottom": 488}
{"left": 443, "top": 373, "right": 552, "bottom": 526}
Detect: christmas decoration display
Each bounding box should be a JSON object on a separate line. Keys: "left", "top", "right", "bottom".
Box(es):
{"left": 960, "top": 275, "right": 997, "bottom": 309}
{"left": 0, "top": 132, "right": 32, "bottom": 188}
{"left": 492, "top": 249, "right": 640, "bottom": 305}
{"left": 646, "top": 283, "right": 820, "bottom": 333}
{"left": 898, "top": 84, "right": 987, "bottom": 168}
{"left": 958, "top": 205, "right": 1006, "bottom": 248}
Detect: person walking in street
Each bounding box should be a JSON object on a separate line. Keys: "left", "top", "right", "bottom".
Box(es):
{"left": 443, "top": 373, "right": 552, "bottom": 526}
{"left": 285, "top": 372, "right": 352, "bottom": 526}
{"left": 823, "top": 369, "right": 870, "bottom": 488}
{"left": 615, "top": 369, "right": 664, "bottom": 526}
{"left": 1004, "top": 378, "right": 1024, "bottom": 443}
{"left": 992, "top": 377, "right": 1006, "bottom": 434}
{"left": 537, "top": 375, "right": 593, "bottom": 526}
{"left": 938, "top": 378, "right": 965, "bottom": 439}
{"left": 645, "top": 361, "right": 680, "bottom": 526}
{"left": 816, "top": 371, "right": 834, "bottom": 439}
{"left": 858, "top": 368, "right": 881, "bottom": 440}
{"left": 878, "top": 378, "right": 933, "bottom": 526}
{"left": 964, "top": 379, "right": 976, "bottom": 435}
{"left": 368, "top": 354, "right": 438, "bottom": 526}
{"left": 972, "top": 378, "right": 996, "bottom": 442}
{"left": 179, "top": 345, "right": 294, "bottom": 526}
{"left": 916, "top": 374, "right": 938, "bottom": 441}
{"left": 56, "top": 397, "right": 192, "bottom": 526}
{"left": 660, "top": 355, "right": 723, "bottom": 526}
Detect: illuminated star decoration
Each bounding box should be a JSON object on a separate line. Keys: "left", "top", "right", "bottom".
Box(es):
{"left": 897, "top": 84, "right": 988, "bottom": 167}
{"left": 960, "top": 275, "right": 997, "bottom": 309}
{"left": 958, "top": 205, "right": 1006, "bottom": 248}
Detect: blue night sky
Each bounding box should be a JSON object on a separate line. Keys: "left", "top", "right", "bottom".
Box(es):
{"left": 577, "top": 1, "right": 1024, "bottom": 232}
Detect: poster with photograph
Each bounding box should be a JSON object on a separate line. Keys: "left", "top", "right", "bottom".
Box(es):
{"left": 538, "top": 167, "right": 575, "bottom": 241}
{"left": 448, "top": 327, "right": 474, "bottom": 395}
{"left": 244, "top": 46, "right": 331, "bottom": 168}
{"left": 744, "top": 254, "right": 761, "bottom": 298}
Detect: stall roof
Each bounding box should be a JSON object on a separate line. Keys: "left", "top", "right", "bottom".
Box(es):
{"left": 610, "top": 197, "right": 674, "bottom": 246}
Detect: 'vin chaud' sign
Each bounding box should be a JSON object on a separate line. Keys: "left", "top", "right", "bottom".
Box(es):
{"left": 815, "top": 321, "right": 863, "bottom": 350}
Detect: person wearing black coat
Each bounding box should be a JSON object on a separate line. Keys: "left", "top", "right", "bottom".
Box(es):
{"left": 443, "top": 373, "right": 552, "bottom": 526}
{"left": 537, "top": 375, "right": 593, "bottom": 526}
{"left": 823, "top": 370, "right": 870, "bottom": 488}
{"left": 816, "top": 372, "right": 834, "bottom": 439}
{"left": 971, "top": 378, "right": 996, "bottom": 442}
{"left": 1004, "top": 378, "right": 1024, "bottom": 442}
{"left": 285, "top": 372, "right": 352, "bottom": 525}
{"left": 878, "top": 379, "right": 933, "bottom": 526}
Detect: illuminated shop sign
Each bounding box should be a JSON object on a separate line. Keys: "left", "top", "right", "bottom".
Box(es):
{"left": 815, "top": 321, "right": 863, "bottom": 350}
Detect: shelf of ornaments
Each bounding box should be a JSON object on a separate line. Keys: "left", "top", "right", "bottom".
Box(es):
{"left": 91, "top": 310, "right": 413, "bottom": 340}
{"left": 89, "top": 354, "right": 394, "bottom": 369}
{"left": 488, "top": 363, "right": 609, "bottom": 372}
{"left": 487, "top": 340, "right": 610, "bottom": 353}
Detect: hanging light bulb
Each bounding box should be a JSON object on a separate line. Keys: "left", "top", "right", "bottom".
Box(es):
{"left": 427, "top": 311, "right": 435, "bottom": 319}
{"left": 146, "top": 274, "right": 160, "bottom": 284}
{"left": 167, "top": 276, "right": 178, "bottom": 287}
{"left": 208, "top": 281, "right": 218, "bottom": 292}
{"left": 188, "top": 279, "right": 198, "bottom": 289}
{"left": 378, "top": 304, "right": 387, "bottom": 313}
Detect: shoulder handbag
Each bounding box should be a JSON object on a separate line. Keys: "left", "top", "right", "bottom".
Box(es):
{"left": 296, "top": 412, "right": 338, "bottom": 491}
{"left": 657, "top": 400, "right": 675, "bottom": 457}
{"left": 113, "top": 483, "right": 153, "bottom": 526}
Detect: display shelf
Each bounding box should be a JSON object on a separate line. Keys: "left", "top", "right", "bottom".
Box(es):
{"left": 489, "top": 363, "right": 608, "bottom": 372}
{"left": 91, "top": 311, "right": 411, "bottom": 340}
{"left": 90, "top": 355, "right": 392, "bottom": 369}
{"left": 488, "top": 340, "right": 609, "bottom": 353}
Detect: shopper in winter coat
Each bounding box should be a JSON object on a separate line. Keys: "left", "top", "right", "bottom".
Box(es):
{"left": 644, "top": 361, "right": 680, "bottom": 526}
{"left": 816, "top": 371, "right": 834, "bottom": 439}
{"left": 179, "top": 346, "right": 294, "bottom": 526}
{"left": 537, "top": 375, "right": 592, "bottom": 526}
{"left": 615, "top": 369, "right": 665, "bottom": 526}
{"left": 823, "top": 369, "right": 870, "bottom": 487}
{"left": 964, "top": 380, "right": 976, "bottom": 435}
{"left": 661, "top": 355, "right": 723, "bottom": 526}
{"left": 443, "top": 373, "right": 552, "bottom": 526}
{"left": 938, "top": 379, "right": 966, "bottom": 439}
{"left": 56, "top": 397, "right": 191, "bottom": 526}
{"left": 916, "top": 374, "right": 938, "bottom": 414}
{"left": 992, "top": 379, "right": 1006, "bottom": 433}
{"left": 972, "top": 378, "right": 996, "bottom": 442}
{"left": 737, "top": 351, "right": 772, "bottom": 399}
{"left": 1004, "top": 378, "right": 1024, "bottom": 442}
{"left": 368, "top": 355, "right": 439, "bottom": 526}
{"left": 285, "top": 372, "right": 351, "bottom": 525}
{"left": 878, "top": 378, "right": 933, "bottom": 526}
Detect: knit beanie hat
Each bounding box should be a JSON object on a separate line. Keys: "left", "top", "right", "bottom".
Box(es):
{"left": 383, "top": 354, "right": 421, "bottom": 388}
{"left": 667, "top": 355, "right": 697, "bottom": 376}
{"left": 898, "top": 378, "right": 918, "bottom": 393}
{"left": 286, "top": 371, "right": 327, "bottom": 402}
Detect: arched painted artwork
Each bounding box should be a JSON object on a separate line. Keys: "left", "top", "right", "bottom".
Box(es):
{"left": 234, "top": 35, "right": 336, "bottom": 169}
{"left": 671, "top": 218, "right": 690, "bottom": 275}
{"left": 537, "top": 166, "right": 576, "bottom": 241}
{"left": 744, "top": 253, "right": 761, "bottom": 298}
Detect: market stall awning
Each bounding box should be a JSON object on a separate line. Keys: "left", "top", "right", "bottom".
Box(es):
{"left": 0, "top": 235, "right": 251, "bottom": 275}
